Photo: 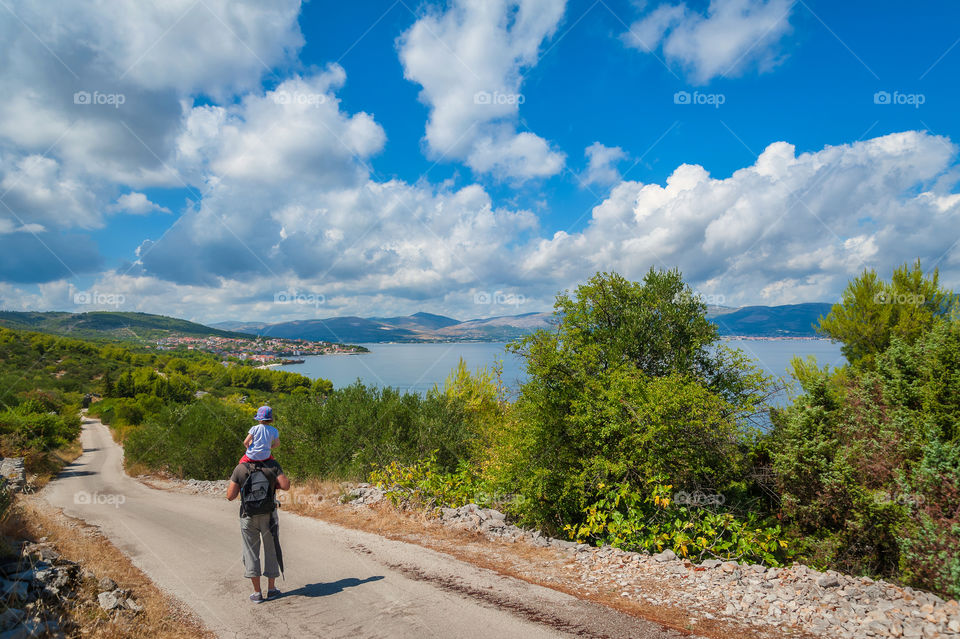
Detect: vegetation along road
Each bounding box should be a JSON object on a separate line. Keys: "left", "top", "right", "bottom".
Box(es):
{"left": 42, "top": 417, "right": 689, "bottom": 639}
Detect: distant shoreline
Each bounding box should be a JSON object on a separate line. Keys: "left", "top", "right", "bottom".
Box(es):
{"left": 720, "top": 336, "right": 833, "bottom": 342}
{"left": 282, "top": 336, "right": 835, "bottom": 351}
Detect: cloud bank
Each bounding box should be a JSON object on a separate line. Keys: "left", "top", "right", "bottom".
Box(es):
{"left": 0, "top": 0, "right": 957, "bottom": 324}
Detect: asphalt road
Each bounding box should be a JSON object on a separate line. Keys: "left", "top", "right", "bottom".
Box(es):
{"left": 43, "top": 417, "right": 688, "bottom": 639}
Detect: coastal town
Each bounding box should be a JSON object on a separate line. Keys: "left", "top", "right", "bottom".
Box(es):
{"left": 151, "top": 334, "right": 368, "bottom": 365}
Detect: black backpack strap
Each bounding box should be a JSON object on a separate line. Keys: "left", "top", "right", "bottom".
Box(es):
{"left": 239, "top": 462, "right": 259, "bottom": 517}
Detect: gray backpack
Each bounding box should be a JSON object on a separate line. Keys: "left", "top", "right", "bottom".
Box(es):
{"left": 240, "top": 463, "right": 275, "bottom": 516}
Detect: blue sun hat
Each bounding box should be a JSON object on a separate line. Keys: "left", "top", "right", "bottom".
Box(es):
{"left": 255, "top": 405, "right": 273, "bottom": 422}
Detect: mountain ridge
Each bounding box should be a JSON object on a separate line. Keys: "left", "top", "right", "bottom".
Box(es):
{"left": 0, "top": 311, "right": 247, "bottom": 341}
{"left": 0, "top": 304, "right": 834, "bottom": 344}
{"left": 211, "top": 302, "right": 835, "bottom": 342}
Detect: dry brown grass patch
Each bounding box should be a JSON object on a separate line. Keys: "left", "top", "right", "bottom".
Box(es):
{"left": 123, "top": 461, "right": 156, "bottom": 478}
{"left": 25, "top": 440, "right": 84, "bottom": 489}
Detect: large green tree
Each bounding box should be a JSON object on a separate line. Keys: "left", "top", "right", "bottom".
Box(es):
{"left": 497, "top": 269, "right": 775, "bottom": 531}
{"left": 818, "top": 261, "right": 955, "bottom": 366}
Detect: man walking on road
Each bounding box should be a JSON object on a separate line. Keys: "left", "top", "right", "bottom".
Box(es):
{"left": 227, "top": 455, "right": 291, "bottom": 603}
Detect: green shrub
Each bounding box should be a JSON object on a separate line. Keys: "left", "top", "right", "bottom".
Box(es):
{"left": 431, "top": 358, "right": 508, "bottom": 465}
{"left": 124, "top": 398, "right": 250, "bottom": 479}
{"left": 818, "top": 261, "right": 956, "bottom": 367}
{"left": 276, "top": 382, "right": 477, "bottom": 480}
{"left": 369, "top": 453, "right": 493, "bottom": 510}
{"left": 0, "top": 407, "right": 80, "bottom": 454}
{"left": 563, "top": 479, "right": 795, "bottom": 566}
{"left": 897, "top": 438, "right": 960, "bottom": 598}
{"left": 88, "top": 398, "right": 147, "bottom": 434}
{"left": 773, "top": 312, "right": 960, "bottom": 593}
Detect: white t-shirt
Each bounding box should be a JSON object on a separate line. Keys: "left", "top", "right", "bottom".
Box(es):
{"left": 245, "top": 423, "right": 279, "bottom": 460}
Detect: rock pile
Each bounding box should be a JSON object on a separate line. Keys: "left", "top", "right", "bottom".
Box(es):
{"left": 143, "top": 477, "right": 228, "bottom": 496}
{"left": 344, "top": 484, "right": 385, "bottom": 507}
{"left": 94, "top": 576, "right": 142, "bottom": 613}
{"left": 351, "top": 491, "right": 960, "bottom": 639}
{"left": 180, "top": 478, "right": 228, "bottom": 496}
{"left": 0, "top": 540, "right": 143, "bottom": 639}
{"left": 0, "top": 458, "right": 26, "bottom": 493}
{"left": 437, "top": 503, "right": 581, "bottom": 551}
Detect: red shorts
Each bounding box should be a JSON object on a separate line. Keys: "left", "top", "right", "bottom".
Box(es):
{"left": 239, "top": 453, "right": 274, "bottom": 464}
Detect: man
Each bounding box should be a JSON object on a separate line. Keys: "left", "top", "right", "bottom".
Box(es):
{"left": 227, "top": 453, "right": 291, "bottom": 603}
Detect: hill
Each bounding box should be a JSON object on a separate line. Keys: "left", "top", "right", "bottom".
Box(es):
{"left": 374, "top": 312, "right": 461, "bottom": 331}
{"left": 0, "top": 311, "right": 246, "bottom": 342}
{"left": 217, "top": 304, "right": 833, "bottom": 342}
{"left": 214, "top": 312, "right": 556, "bottom": 342}
{"left": 252, "top": 317, "right": 422, "bottom": 342}
{"left": 0, "top": 304, "right": 836, "bottom": 345}
{"left": 434, "top": 312, "right": 554, "bottom": 340}
{"left": 707, "top": 303, "right": 833, "bottom": 337}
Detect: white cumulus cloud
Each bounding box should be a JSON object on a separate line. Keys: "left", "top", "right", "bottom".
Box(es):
{"left": 110, "top": 192, "right": 171, "bottom": 215}
{"left": 520, "top": 131, "right": 960, "bottom": 306}
{"left": 398, "top": 0, "right": 567, "bottom": 180}
{"left": 129, "top": 71, "right": 538, "bottom": 315}
{"left": 582, "top": 142, "right": 628, "bottom": 188}
{"left": 0, "top": 0, "right": 304, "bottom": 210}
{"left": 623, "top": 0, "right": 794, "bottom": 83}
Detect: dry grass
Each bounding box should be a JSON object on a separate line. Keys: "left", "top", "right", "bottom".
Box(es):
{"left": 26, "top": 440, "right": 84, "bottom": 489}
{"left": 122, "top": 461, "right": 156, "bottom": 479}
{"left": 274, "top": 480, "right": 795, "bottom": 639}
{"left": 2, "top": 496, "right": 214, "bottom": 639}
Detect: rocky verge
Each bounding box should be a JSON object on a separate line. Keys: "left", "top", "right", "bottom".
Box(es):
{"left": 0, "top": 539, "right": 144, "bottom": 639}
{"left": 0, "top": 459, "right": 26, "bottom": 494}
{"left": 145, "top": 476, "right": 960, "bottom": 639}
{"left": 347, "top": 484, "right": 960, "bottom": 639}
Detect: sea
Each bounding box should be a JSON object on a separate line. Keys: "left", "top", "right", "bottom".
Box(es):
{"left": 281, "top": 339, "right": 845, "bottom": 406}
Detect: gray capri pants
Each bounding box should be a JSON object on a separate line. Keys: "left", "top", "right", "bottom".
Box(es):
{"left": 240, "top": 511, "right": 280, "bottom": 578}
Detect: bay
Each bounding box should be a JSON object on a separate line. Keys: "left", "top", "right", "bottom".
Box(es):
{"left": 281, "top": 339, "right": 845, "bottom": 405}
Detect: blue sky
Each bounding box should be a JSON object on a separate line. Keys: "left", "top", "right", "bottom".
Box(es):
{"left": 1, "top": 0, "right": 958, "bottom": 323}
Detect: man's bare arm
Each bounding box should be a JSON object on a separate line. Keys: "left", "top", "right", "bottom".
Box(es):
{"left": 275, "top": 473, "right": 290, "bottom": 491}
{"left": 226, "top": 481, "right": 240, "bottom": 501}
